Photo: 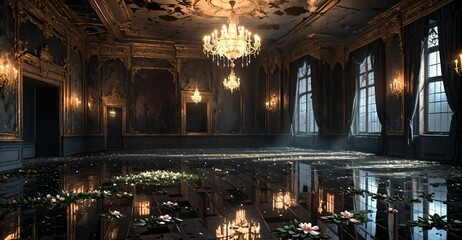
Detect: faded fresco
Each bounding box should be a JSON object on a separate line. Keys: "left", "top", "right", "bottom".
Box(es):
{"left": 180, "top": 58, "right": 212, "bottom": 91}
{"left": 129, "top": 69, "right": 177, "bottom": 134}
{"left": 86, "top": 55, "right": 101, "bottom": 133}
{"left": 0, "top": 2, "right": 17, "bottom": 135}
{"left": 19, "top": 20, "right": 66, "bottom": 66}
{"left": 69, "top": 48, "right": 84, "bottom": 134}
{"left": 101, "top": 59, "right": 128, "bottom": 98}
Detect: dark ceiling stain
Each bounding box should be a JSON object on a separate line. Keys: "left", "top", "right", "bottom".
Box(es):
{"left": 258, "top": 23, "right": 279, "bottom": 30}
{"left": 174, "top": 7, "right": 187, "bottom": 15}
{"left": 284, "top": 7, "right": 308, "bottom": 16}
{"left": 133, "top": 0, "right": 145, "bottom": 8}
{"left": 147, "top": 18, "right": 153, "bottom": 21}
{"left": 131, "top": 8, "right": 139, "bottom": 13}
{"left": 274, "top": 10, "right": 284, "bottom": 16}
{"left": 371, "top": 7, "right": 381, "bottom": 11}
{"left": 146, "top": 2, "right": 165, "bottom": 11}
{"left": 159, "top": 15, "right": 179, "bottom": 21}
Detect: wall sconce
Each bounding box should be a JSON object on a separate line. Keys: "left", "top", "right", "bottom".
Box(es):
{"left": 0, "top": 59, "right": 17, "bottom": 95}
{"left": 191, "top": 86, "right": 202, "bottom": 104}
{"left": 71, "top": 96, "right": 81, "bottom": 109}
{"left": 455, "top": 53, "right": 462, "bottom": 76}
{"left": 389, "top": 78, "right": 404, "bottom": 96}
{"left": 265, "top": 94, "right": 278, "bottom": 111}
{"left": 109, "top": 109, "right": 116, "bottom": 118}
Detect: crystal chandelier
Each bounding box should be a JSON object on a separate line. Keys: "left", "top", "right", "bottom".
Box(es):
{"left": 203, "top": 0, "right": 261, "bottom": 67}
{"left": 191, "top": 86, "right": 202, "bottom": 104}
{"left": 223, "top": 66, "right": 240, "bottom": 93}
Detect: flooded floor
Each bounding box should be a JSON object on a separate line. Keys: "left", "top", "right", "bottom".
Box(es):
{"left": 1, "top": 147, "right": 461, "bottom": 239}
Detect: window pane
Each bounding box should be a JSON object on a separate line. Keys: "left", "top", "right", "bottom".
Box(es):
{"left": 299, "top": 78, "right": 306, "bottom": 94}
{"left": 299, "top": 95, "right": 307, "bottom": 132}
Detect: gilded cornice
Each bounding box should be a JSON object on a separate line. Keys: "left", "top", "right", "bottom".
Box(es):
{"left": 133, "top": 43, "right": 176, "bottom": 59}
{"left": 21, "top": 53, "right": 66, "bottom": 83}
{"left": 16, "top": 0, "right": 86, "bottom": 44}
{"left": 345, "top": 0, "right": 452, "bottom": 57}
{"left": 175, "top": 45, "right": 206, "bottom": 59}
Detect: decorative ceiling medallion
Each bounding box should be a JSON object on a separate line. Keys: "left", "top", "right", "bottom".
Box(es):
{"left": 192, "top": 0, "right": 267, "bottom": 18}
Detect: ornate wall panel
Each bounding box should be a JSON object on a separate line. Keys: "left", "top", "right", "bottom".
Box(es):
{"left": 269, "top": 68, "right": 281, "bottom": 132}
{"left": 129, "top": 69, "right": 177, "bottom": 134}
{"left": 0, "top": 1, "right": 18, "bottom": 137}
{"left": 331, "top": 62, "right": 345, "bottom": 133}
{"left": 101, "top": 59, "right": 128, "bottom": 98}
{"left": 86, "top": 55, "right": 101, "bottom": 134}
{"left": 179, "top": 58, "right": 212, "bottom": 91}
{"left": 68, "top": 48, "right": 84, "bottom": 134}
{"left": 257, "top": 66, "right": 266, "bottom": 133}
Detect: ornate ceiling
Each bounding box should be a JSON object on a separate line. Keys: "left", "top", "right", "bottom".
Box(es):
{"left": 55, "top": 0, "right": 404, "bottom": 48}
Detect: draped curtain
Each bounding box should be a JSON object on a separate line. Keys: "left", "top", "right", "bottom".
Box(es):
{"left": 310, "top": 56, "right": 323, "bottom": 142}
{"left": 345, "top": 39, "right": 384, "bottom": 153}
{"left": 372, "top": 40, "right": 387, "bottom": 155}
{"left": 434, "top": 1, "right": 462, "bottom": 165}
{"left": 288, "top": 57, "right": 304, "bottom": 141}
{"left": 402, "top": 16, "right": 429, "bottom": 157}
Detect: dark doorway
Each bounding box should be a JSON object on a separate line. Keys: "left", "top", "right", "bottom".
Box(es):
{"left": 106, "top": 108, "right": 122, "bottom": 149}
{"left": 36, "top": 86, "right": 60, "bottom": 157}
{"left": 186, "top": 102, "right": 207, "bottom": 133}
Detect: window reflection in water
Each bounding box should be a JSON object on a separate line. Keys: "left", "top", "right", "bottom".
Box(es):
{"left": 412, "top": 178, "right": 447, "bottom": 240}
{"left": 216, "top": 209, "right": 261, "bottom": 240}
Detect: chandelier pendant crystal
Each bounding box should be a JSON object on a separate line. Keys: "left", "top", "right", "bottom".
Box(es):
{"left": 203, "top": 0, "right": 261, "bottom": 68}
{"left": 223, "top": 63, "right": 240, "bottom": 93}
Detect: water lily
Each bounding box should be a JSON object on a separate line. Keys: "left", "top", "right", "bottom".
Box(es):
{"left": 160, "top": 214, "right": 172, "bottom": 222}
{"left": 341, "top": 210, "right": 353, "bottom": 218}
{"left": 297, "top": 222, "right": 320, "bottom": 235}
{"left": 349, "top": 218, "right": 361, "bottom": 223}
{"left": 163, "top": 201, "right": 178, "bottom": 206}
{"left": 110, "top": 210, "right": 123, "bottom": 218}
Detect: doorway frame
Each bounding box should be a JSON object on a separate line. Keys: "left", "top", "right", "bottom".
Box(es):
{"left": 181, "top": 90, "right": 212, "bottom": 135}
{"left": 102, "top": 92, "right": 126, "bottom": 150}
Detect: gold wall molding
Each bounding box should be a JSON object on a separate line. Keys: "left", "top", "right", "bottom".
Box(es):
{"left": 175, "top": 45, "right": 206, "bottom": 59}
{"left": 21, "top": 53, "right": 66, "bottom": 84}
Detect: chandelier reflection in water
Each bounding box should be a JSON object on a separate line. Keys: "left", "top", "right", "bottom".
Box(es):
{"left": 203, "top": 0, "right": 261, "bottom": 67}
{"left": 223, "top": 63, "right": 240, "bottom": 93}
{"left": 216, "top": 209, "right": 260, "bottom": 240}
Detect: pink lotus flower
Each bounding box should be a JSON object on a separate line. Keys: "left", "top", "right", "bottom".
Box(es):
{"left": 341, "top": 210, "right": 353, "bottom": 218}
{"left": 349, "top": 218, "right": 361, "bottom": 223}
{"left": 297, "top": 222, "right": 320, "bottom": 235}
{"left": 160, "top": 214, "right": 171, "bottom": 222}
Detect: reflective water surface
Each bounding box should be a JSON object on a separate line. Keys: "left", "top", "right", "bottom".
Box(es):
{"left": 1, "top": 148, "right": 461, "bottom": 239}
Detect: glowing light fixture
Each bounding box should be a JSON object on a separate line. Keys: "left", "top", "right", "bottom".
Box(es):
{"left": 191, "top": 86, "right": 202, "bottom": 104}
{"left": 203, "top": 0, "right": 261, "bottom": 68}
{"left": 265, "top": 94, "right": 278, "bottom": 111}
{"left": 0, "top": 58, "right": 17, "bottom": 94}
{"left": 223, "top": 66, "right": 240, "bottom": 93}
{"left": 389, "top": 78, "right": 404, "bottom": 96}
{"left": 109, "top": 109, "right": 116, "bottom": 118}
{"left": 455, "top": 53, "right": 462, "bottom": 76}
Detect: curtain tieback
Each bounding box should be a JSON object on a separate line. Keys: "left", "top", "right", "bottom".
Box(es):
{"left": 453, "top": 107, "right": 462, "bottom": 117}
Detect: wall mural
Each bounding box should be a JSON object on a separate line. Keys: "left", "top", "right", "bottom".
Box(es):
{"left": 101, "top": 59, "right": 128, "bottom": 98}
{"left": 0, "top": 1, "right": 17, "bottom": 135}
{"left": 69, "top": 48, "right": 84, "bottom": 134}
{"left": 180, "top": 58, "right": 212, "bottom": 91}
{"left": 86, "top": 55, "right": 101, "bottom": 133}
{"left": 19, "top": 21, "right": 66, "bottom": 66}
{"left": 130, "top": 68, "right": 177, "bottom": 134}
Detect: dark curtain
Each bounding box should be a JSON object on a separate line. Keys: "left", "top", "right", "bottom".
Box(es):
{"left": 310, "top": 56, "right": 323, "bottom": 141}
{"left": 402, "top": 16, "right": 429, "bottom": 157}
{"left": 345, "top": 39, "right": 383, "bottom": 148}
{"left": 288, "top": 57, "right": 304, "bottom": 140}
{"left": 345, "top": 59, "right": 357, "bottom": 144}
{"left": 435, "top": 1, "right": 462, "bottom": 165}
{"left": 372, "top": 40, "right": 387, "bottom": 155}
